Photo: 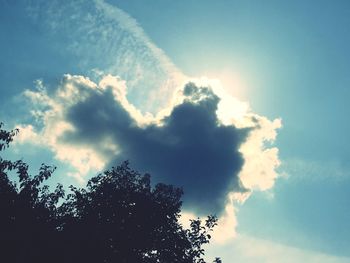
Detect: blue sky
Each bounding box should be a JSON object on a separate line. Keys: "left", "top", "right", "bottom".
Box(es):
{"left": 1, "top": 1, "right": 350, "bottom": 262}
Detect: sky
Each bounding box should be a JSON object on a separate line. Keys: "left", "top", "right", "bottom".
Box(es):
{"left": 1, "top": 0, "right": 350, "bottom": 262}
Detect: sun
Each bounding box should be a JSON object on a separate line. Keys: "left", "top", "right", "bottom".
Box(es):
{"left": 188, "top": 75, "right": 251, "bottom": 127}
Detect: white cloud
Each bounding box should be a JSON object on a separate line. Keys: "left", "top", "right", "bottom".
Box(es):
{"left": 211, "top": 202, "right": 238, "bottom": 243}
{"left": 239, "top": 116, "right": 282, "bottom": 191}
{"left": 180, "top": 194, "right": 243, "bottom": 244}
{"left": 13, "top": 124, "right": 39, "bottom": 144}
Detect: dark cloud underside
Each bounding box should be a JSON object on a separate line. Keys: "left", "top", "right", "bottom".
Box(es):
{"left": 61, "top": 83, "right": 249, "bottom": 214}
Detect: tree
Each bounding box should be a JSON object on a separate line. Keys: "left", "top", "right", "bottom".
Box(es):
{"left": 0, "top": 123, "right": 64, "bottom": 262}
{"left": 0, "top": 123, "right": 221, "bottom": 263}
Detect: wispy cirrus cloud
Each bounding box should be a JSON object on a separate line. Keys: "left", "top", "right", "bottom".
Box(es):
{"left": 282, "top": 158, "right": 350, "bottom": 182}
{"left": 26, "top": 0, "right": 186, "bottom": 113}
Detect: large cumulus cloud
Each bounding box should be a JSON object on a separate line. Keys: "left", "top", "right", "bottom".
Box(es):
{"left": 16, "top": 74, "right": 282, "bottom": 242}
{"left": 22, "top": 75, "right": 252, "bottom": 214}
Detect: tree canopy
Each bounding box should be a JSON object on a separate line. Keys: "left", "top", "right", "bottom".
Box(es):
{"left": 0, "top": 123, "right": 221, "bottom": 263}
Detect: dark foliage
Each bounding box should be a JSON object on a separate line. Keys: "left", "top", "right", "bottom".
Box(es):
{"left": 0, "top": 123, "right": 221, "bottom": 263}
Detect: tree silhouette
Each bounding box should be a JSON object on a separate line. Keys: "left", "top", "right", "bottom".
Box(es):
{"left": 0, "top": 123, "right": 221, "bottom": 263}
{"left": 0, "top": 123, "right": 64, "bottom": 262}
